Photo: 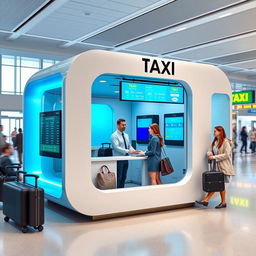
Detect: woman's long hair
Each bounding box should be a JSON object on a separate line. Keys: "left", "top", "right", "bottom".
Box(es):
{"left": 212, "top": 126, "right": 226, "bottom": 149}
{"left": 150, "top": 123, "right": 164, "bottom": 147}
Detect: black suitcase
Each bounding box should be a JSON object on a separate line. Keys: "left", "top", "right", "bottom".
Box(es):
{"left": 3, "top": 174, "right": 44, "bottom": 233}
{"left": 0, "top": 164, "right": 21, "bottom": 202}
{"left": 98, "top": 143, "right": 113, "bottom": 157}
{"left": 202, "top": 160, "right": 225, "bottom": 192}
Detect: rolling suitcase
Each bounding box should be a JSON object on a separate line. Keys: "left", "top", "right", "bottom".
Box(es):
{"left": 0, "top": 164, "right": 21, "bottom": 202}
{"left": 202, "top": 160, "right": 225, "bottom": 192}
{"left": 3, "top": 174, "right": 44, "bottom": 233}
{"left": 98, "top": 143, "right": 113, "bottom": 157}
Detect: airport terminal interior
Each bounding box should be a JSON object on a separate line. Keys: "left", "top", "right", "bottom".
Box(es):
{"left": 1, "top": 0, "right": 256, "bottom": 255}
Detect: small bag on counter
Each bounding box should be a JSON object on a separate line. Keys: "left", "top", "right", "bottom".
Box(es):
{"left": 160, "top": 147, "right": 174, "bottom": 176}
{"left": 96, "top": 165, "right": 116, "bottom": 190}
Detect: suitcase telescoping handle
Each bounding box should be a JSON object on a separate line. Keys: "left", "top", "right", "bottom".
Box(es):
{"left": 15, "top": 171, "right": 27, "bottom": 181}
{"left": 23, "top": 174, "right": 39, "bottom": 188}
{"left": 208, "top": 159, "right": 217, "bottom": 172}
{"left": 101, "top": 143, "right": 111, "bottom": 148}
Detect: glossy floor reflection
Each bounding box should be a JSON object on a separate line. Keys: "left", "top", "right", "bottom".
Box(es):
{"left": 1, "top": 154, "right": 256, "bottom": 256}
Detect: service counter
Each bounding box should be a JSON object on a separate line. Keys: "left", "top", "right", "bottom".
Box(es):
{"left": 91, "top": 156, "right": 149, "bottom": 187}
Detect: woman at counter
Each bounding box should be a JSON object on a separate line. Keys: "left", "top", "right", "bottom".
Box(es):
{"left": 139, "top": 123, "right": 164, "bottom": 185}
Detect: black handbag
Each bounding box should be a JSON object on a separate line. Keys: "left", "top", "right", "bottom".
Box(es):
{"left": 160, "top": 147, "right": 174, "bottom": 176}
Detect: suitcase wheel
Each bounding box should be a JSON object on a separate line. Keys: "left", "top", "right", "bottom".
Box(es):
{"left": 4, "top": 216, "right": 9, "bottom": 222}
{"left": 21, "top": 226, "right": 28, "bottom": 233}
{"left": 37, "top": 225, "right": 44, "bottom": 232}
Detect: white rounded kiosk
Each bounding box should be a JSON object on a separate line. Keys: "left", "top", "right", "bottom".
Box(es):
{"left": 24, "top": 50, "right": 232, "bottom": 219}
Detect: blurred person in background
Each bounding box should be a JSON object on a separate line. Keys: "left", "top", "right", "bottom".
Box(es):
{"left": 249, "top": 127, "right": 256, "bottom": 153}
{"left": 240, "top": 126, "right": 248, "bottom": 154}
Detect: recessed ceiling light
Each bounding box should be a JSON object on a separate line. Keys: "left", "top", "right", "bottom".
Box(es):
{"left": 218, "top": 12, "right": 232, "bottom": 18}
{"left": 176, "top": 27, "right": 187, "bottom": 32}
{"left": 144, "top": 38, "right": 153, "bottom": 42}
{"left": 99, "top": 80, "right": 107, "bottom": 83}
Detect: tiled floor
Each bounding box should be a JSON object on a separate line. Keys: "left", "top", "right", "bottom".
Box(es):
{"left": 1, "top": 153, "right": 256, "bottom": 256}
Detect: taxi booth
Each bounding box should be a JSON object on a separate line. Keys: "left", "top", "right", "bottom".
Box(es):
{"left": 24, "top": 50, "right": 231, "bottom": 219}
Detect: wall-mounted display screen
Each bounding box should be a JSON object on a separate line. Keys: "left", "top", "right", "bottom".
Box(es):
{"left": 40, "top": 110, "right": 62, "bottom": 158}
{"left": 120, "top": 81, "right": 183, "bottom": 104}
{"left": 137, "top": 115, "right": 159, "bottom": 144}
{"left": 164, "top": 113, "right": 184, "bottom": 146}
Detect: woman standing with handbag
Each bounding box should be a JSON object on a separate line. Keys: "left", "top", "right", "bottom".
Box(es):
{"left": 196, "top": 126, "right": 235, "bottom": 208}
{"left": 139, "top": 123, "right": 164, "bottom": 185}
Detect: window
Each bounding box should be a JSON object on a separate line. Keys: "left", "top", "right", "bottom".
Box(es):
{"left": 0, "top": 55, "right": 59, "bottom": 95}
{"left": 43, "top": 59, "right": 55, "bottom": 69}
{"left": 0, "top": 111, "right": 23, "bottom": 143}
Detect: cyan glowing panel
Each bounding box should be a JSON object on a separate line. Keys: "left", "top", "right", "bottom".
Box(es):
{"left": 24, "top": 73, "right": 63, "bottom": 198}
{"left": 121, "top": 81, "right": 183, "bottom": 103}
{"left": 165, "top": 117, "right": 184, "bottom": 141}
{"left": 91, "top": 104, "right": 113, "bottom": 146}
{"left": 212, "top": 94, "right": 230, "bottom": 138}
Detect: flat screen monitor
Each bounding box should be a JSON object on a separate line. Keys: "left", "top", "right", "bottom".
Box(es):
{"left": 120, "top": 81, "right": 183, "bottom": 104}
{"left": 40, "top": 110, "right": 62, "bottom": 158}
{"left": 136, "top": 115, "right": 159, "bottom": 144}
{"left": 164, "top": 113, "right": 184, "bottom": 146}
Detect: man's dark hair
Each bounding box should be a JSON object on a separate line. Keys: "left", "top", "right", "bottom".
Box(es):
{"left": 2, "top": 143, "right": 11, "bottom": 153}
{"left": 18, "top": 128, "right": 22, "bottom": 133}
{"left": 117, "top": 119, "right": 126, "bottom": 125}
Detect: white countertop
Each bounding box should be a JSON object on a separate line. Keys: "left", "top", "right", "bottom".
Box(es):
{"left": 91, "top": 155, "right": 147, "bottom": 162}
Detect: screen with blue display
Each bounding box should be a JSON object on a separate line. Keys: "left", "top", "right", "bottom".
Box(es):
{"left": 120, "top": 81, "right": 183, "bottom": 103}
{"left": 136, "top": 115, "right": 159, "bottom": 144}
{"left": 164, "top": 113, "right": 184, "bottom": 146}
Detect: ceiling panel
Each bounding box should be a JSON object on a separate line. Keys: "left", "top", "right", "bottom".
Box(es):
{"left": 0, "top": 0, "right": 50, "bottom": 31}
{"left": 225, "top": 59, "right": 256, "bottom": 69}
{"left": 0, "top": 31, "right": 108, "bottom": 57}
{"left": 219, "top": 66, "right": 243, "bottom": 72}
{"left": 203, "top": 49, "right": 256, "bottom": 65}
{"left": 128, "top": 7, "right": 256, "bottom": 54}
{"left": 168, "top": 33, "right": 256, "bottom": 60}
{"left": 27, "top": 0, "right": 163, "bottom": 41}
{"left": 83, "top": 0, "right": 245, "bottom": 47}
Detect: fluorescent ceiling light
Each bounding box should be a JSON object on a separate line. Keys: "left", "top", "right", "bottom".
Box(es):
{"left": 218, "top": 12, "right": 232, "bottom": 18}
{"left": 176, "top": 27, "right": 187, "bottom": 32}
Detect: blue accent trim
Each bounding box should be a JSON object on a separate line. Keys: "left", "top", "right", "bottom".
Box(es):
{"left": 24, "top": 73, "right": 63, "bottom": 198}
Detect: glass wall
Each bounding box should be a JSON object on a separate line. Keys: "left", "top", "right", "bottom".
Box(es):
{"left": 0, "top": 55, "right": 59, "bottom": 95}
{"left": 0, "top": 111, "right": 23, "bottom": 143}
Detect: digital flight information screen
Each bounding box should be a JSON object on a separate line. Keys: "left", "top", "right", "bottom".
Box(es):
{"left": 164, "top": 113, "right": 184, "bottom": 146}
{"left": 40, "top": 110, "right": 62, "bottom": 158}
{"left": 120, "top": 81, "right": 184, "bottom": 104}
{"left": 136, "top": 115, "right": 159, "bottom": 144}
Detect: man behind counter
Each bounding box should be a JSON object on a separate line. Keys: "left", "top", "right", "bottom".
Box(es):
{"left": 111, "top": 119, "right": 139, "bottom": 188}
